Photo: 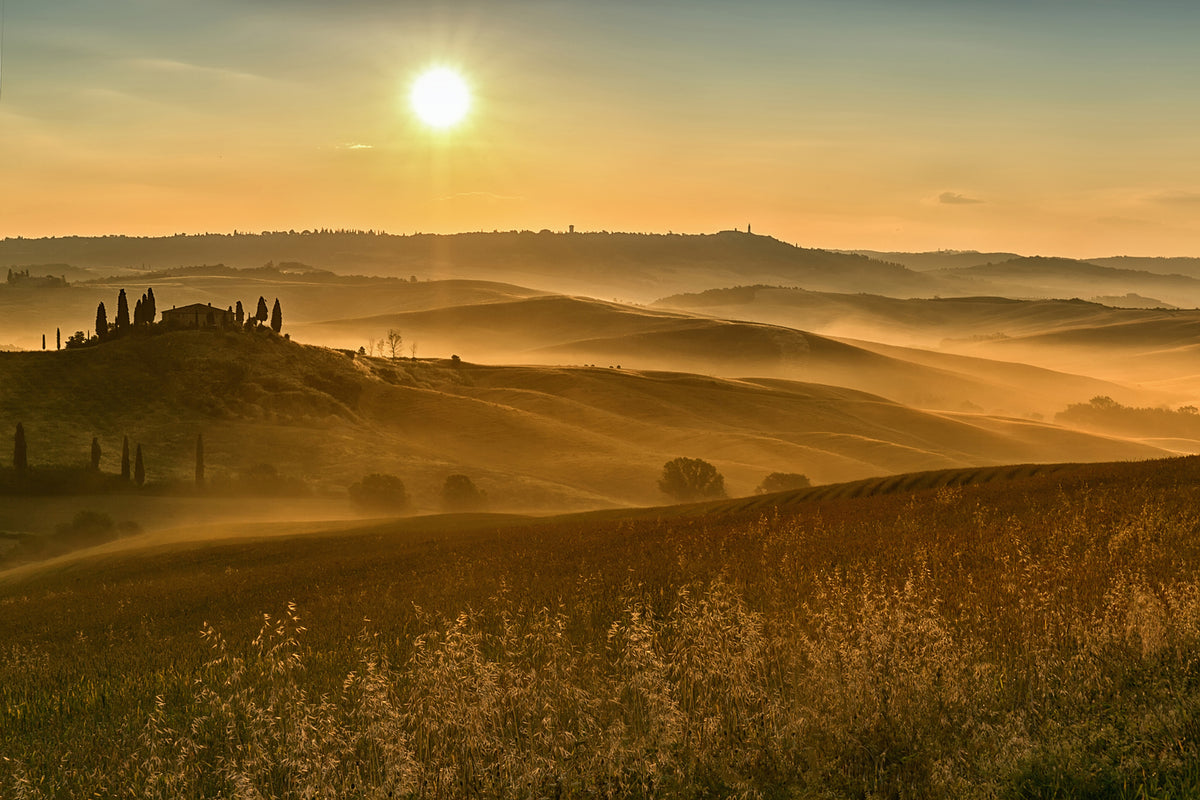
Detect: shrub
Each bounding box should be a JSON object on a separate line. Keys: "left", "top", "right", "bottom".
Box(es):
{"left": 442, "top": 474, "right": 487, "bottom": 511}
{"left": 348, "top": 473, "right": 408, "bottom": 510}
{"left": 756, "top": 472, "right": 811, "bottom": 494}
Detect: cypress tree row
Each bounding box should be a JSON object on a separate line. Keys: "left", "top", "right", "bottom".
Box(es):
{"left": 116, "top": 290, "right": 130, "bottom": 333}
{"left": 121, "top": 436, "right": 131, "bottom": 481}
{"left": 95, "top": 303, "right": 108, "bottom": 340}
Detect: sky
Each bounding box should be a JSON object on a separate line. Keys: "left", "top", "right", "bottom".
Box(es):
{"left": 3, "top": 0, "right": 1200, "bottom": 256}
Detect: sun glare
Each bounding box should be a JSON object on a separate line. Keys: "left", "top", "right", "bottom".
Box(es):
{"left": 410, "top": 67, "right": 471, "bottom": 130}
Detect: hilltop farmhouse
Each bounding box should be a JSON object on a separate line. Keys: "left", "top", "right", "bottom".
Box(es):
{"left": 159, "top": 303, "right": 236, "bottom": 329}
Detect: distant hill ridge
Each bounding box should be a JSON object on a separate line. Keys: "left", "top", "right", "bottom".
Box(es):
{"left": 0, "top": 230, "right": 934, "bottom": 300}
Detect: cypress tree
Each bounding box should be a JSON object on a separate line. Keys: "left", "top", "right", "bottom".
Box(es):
{"left": 116, "top": 290, "right": 130, "bottom": 333}
{"left": 195, "top": 434, "right": 205, "bottom": 488}
{"left": 134, "top": 444, "right": 145, "bottom": 487}
{"left": 256, "top": 296, "right": 269, "bottom": 323}
{"left": 13, "top": 423, "right": 27, "bottom": 473}
{"left": 95, "top": 302, "right": 108, "bottom": 340}
{"left": 134, "top": 297, "right": 143, "bottom": 326}
{"left": 41, "top": 334, "right": 45, "bottom": 350}
{"left": 270, "top": 298, "right": 282, "bottom": 333}
{"left": 146, "top": 288, "right": 157, "bottom": 323}
{"left": 235, "top": 300, "right": 245, "bottom": 325}
{"left": 56, "top": 328, "right": 61, "bottom": 350}
{"left": 90, "top": 437, "right": 101, "bottom": 471}
{"left": 121, "top": 436, "right": 131, "bottom": 481}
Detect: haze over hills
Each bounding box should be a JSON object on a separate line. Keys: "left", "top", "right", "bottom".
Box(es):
{"left": 846, "top": 250, "right": 1023, "bottom": 271}
{"left": 0, "top": 332, "right": 1169, "bottom": 527}
{"left": 305, "top": 292, "right": 1143, "bottom": 417}
{"left": 0, "top": 230, "right": 935, "bottom": 302}
{"left": 928, "top": 256, "right": 1200, "bottom": 307}
{"left": 655, "top": 285, "right": 1200, "bottom": 399}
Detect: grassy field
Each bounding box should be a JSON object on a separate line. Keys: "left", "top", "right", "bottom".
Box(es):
{"left": 3, "top": 456, "right": 1200, "bottom": 797}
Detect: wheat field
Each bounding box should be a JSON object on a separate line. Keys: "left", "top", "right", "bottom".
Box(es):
{"left": 3, "top": 458, "right": 1200, "bottom": 798}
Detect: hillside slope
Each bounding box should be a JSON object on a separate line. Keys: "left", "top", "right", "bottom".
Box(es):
{"left": 0, "top": 332, "right": 1167, "bottom": 518}
{"left": 311, "top": 294, "right": 1144, "bottom": 416}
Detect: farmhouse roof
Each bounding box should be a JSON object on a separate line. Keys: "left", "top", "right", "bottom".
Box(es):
{"left": 163, "top": 302, "right": 223, "bottom": 314}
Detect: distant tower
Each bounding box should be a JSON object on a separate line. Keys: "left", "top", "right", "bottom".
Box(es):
{"left": 569, "top": 224, "right": 575, "bottom": 234}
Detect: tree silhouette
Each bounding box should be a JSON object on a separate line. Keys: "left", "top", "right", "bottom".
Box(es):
{"left": 270, "top": 298, "right": 282, "bottom": 333}
{"left": 385, "top": 329, "right": 403, "bottom": 359}
{"left": 13, "top": 423, "right": 27, "bottom": 474}
{"left": 145, "top": 287, "right": 157, "bottom": 323}
{"left": 95, "top": 302, "right": 108, "bottom": 340}
{"left": 121, "top": 436, "right": 131, "bottom": 481}
{"left": 134, "top": 297, "right": 144, "bottom": 326}
{"left": 756, "top": 472, "right": 811, "bottom": 494}
{"left": 658, "top": 457, "right": 726, "bottom": 502}
{"left": 116, "top": 289, "right": 130, "bottom": 333}
{"left": 256, "top": 296, "right": 269, "bottom": 323}
{"left": 90, "top": 437, "right": 101, "bottom": 471}
{"left": 134, "top": 445, "right": 145, "bottom": 487}
{"left": 195, "top": 433, "right": 205, "bottom": 488}
{"left": 442, "top": 474, "right": 486, "bottom": 510}
{"left": 235, "top": 300, "right": 245, "bottom": 326}
{"left": 348, "top": 473, "right": 408, "bottom": 510}
{"left": 56, "top": 328, "right": 61, "bottom": 351}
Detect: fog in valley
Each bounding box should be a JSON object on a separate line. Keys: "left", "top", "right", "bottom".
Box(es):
{"left": 4, "top": 231, "right": 1200, "bottom": 565}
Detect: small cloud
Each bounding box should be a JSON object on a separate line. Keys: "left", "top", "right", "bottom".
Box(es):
{"left": 338, "top": 143, "right": 374, "bottom": 150}
{"left": 1147, "top": 190, "right": 1200, "bottom": 206}
{"left": 438, "top": 191, "right": 523, "bottom": 203}
{"left": 938, "top": 191, "right": 984, "bottom": 205}
{"left": 126, "top": 57, "right": 266, "bottom": 84}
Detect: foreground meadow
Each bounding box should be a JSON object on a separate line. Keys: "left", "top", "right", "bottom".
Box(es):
{"left": 3, "top": 458, "right": 1200, "bottom": 798}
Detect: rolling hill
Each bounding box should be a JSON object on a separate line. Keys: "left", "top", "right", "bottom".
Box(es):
{"left": 0, "top": 331, "right": 1168, "bottom": 533}
{"left": 309, "top": 293, "right": 1149, "bottom": 416}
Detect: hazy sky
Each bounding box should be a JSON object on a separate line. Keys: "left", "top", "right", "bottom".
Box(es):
{"left": 3, "top": 0, "right": 1200, "bottom": 255}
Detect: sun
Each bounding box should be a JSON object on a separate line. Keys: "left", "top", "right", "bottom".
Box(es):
{"left": 410, "top": 67, "right": 471, "bottom": 129}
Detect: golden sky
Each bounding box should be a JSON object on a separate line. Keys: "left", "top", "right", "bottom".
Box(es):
{"left": 3, "top": 0, "right": 1200, "bottom": 256}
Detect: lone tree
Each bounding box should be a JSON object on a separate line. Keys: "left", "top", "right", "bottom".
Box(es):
{"left": 658, "top": 457, "right": 726, "bottom": 502}
{"left": 56, "top": 328, "right": 61, "bottom": 350}
{"left": 256, "top": 296, "right": 269, "bottom": 324}
{"left": 442, "top": 474, "right": 486, "bottom": 511}
{"left": 348, "top": 473, "right": 408, "bottom": 510}
{"left": 116, "top": 289, "right": 131, "bottom": 334}
{"left": 134, "top": 444, "right": 145, "bottom": 487}
{"left": 384, "top": 329, "right": 403, "bottom": 359}
{"left": 13, "top": 423, "right": 27, "bottom": 474}
{"left": 195, "top": 434, "right": 205, "bottom": 488}
{"left": 756, "top": 472, "right": 811, "bottom": 494}
{"left": 121, "top": 436, "right": 131, "bottom": 481}
{"left": 95, "top": 302, "right": 108, "bottom": 340}
{"left": 234, "top": 300, "right": 245, "bottom": 326}
{"left": 90, "top": 437, "right": 101, "bottom": 471}
{"left": 270, "top": 298, "right": 282, "bottom": 333}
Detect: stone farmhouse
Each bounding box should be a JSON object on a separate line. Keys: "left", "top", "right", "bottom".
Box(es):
{"left": 159, "top": 302, "right": 236, "bottom": 329}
